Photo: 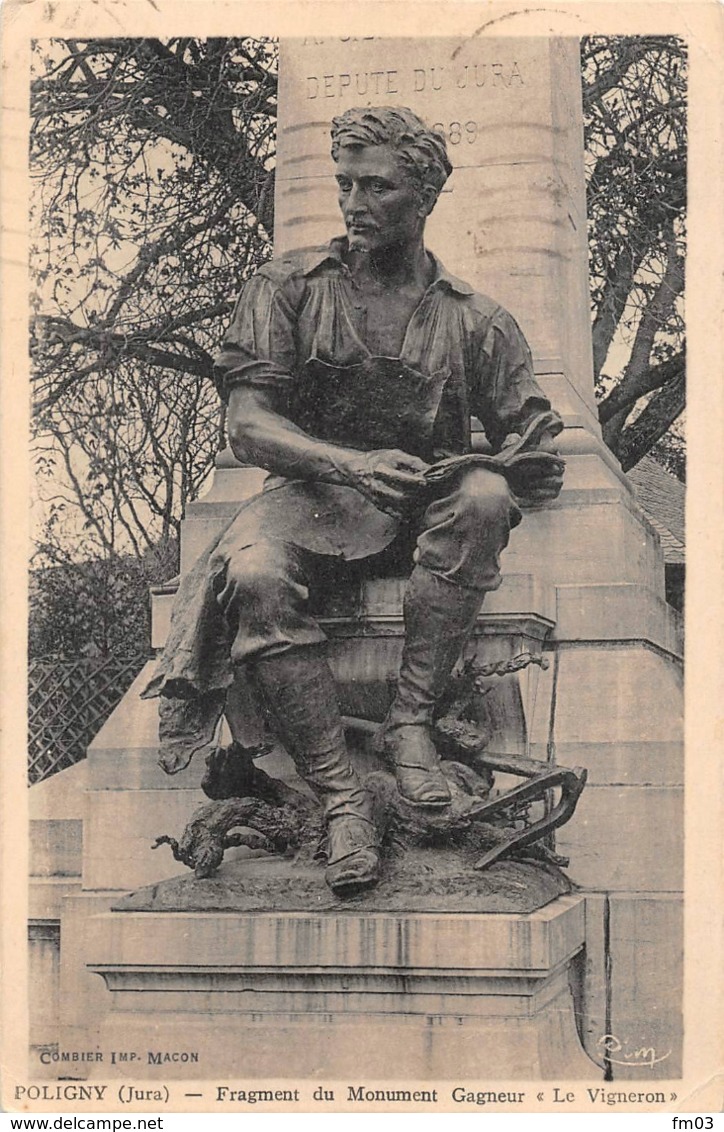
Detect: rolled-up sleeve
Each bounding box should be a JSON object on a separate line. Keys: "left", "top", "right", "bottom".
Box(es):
{"left": 473, "top": 308, "right": 562, "bottom": 451}
{"left": 213, "top": 271, "right": 299, "bottom": 404}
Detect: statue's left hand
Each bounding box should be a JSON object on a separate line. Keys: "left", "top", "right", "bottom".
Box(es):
{"left": 502, "top": 428, "right": 565, "bottom": 504}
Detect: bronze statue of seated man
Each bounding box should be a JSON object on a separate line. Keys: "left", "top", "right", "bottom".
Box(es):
{"left": 143, "top": 106, "right": 565, "bottom": 896}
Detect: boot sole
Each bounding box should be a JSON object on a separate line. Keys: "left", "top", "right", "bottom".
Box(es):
{"left": 327, "top": 866, "right": 381, "bottom": 896}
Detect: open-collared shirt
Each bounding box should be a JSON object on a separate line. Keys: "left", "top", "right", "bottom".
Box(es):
{"left": 214, "top": 237, "right": 559, "bottom": 455}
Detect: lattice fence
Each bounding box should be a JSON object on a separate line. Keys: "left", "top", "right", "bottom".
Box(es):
{"left": 28, "top": 655, "right": 147, "bottom": 783}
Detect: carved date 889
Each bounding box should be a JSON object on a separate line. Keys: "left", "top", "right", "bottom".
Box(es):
{"left": 432, "top": 121, "right": 480, "bottom": 145}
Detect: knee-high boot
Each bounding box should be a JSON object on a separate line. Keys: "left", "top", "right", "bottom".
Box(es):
{"left": 378, "top": 566, "right": 485, "bottom": 807}
{"left": 253, "top": 647, "right": 380, "bottom": 892}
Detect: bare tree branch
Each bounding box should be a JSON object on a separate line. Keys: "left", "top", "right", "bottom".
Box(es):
{"left": 617, "top": 366, "right": 686, "bottom": 472}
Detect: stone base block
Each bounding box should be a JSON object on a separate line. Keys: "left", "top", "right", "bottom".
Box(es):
{"left": 553, "top": 641, "right": 683, "bottom": 892}
{"left": 86, "top": 665, "right": 207, "bottom": 793}
{"left": 82, "top": 788, "right": 208, "bottom": 890}
{"left": 29, "top": 920, "right": 61, "bottom": 1068}
{"left": 86, "top": 895, "right": 599, "bottom": 1080}
{"left": 575, "top": 893, "right": 683, "bottom": 1079}
{"left": 608, "top": 893, "right": 684, "bottom": 1079}
{"left": 30, "top": 760, "right": 87, "bottom": 878}
{"left": 558, "top": 785, "right": 683, "bottom": 893}
{"left": 24, "top": 891, "right": 123, "bottom": 1079}
{"left": 504, "top": 488, "right": 664, "bottom": 590}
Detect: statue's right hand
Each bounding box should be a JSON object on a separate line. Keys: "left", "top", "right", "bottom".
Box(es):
{"left": 341, "top": 448, "right": 430, "bottom": 517}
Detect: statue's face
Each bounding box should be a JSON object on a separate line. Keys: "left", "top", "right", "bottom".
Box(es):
{"left": 334, "top": 143, "right": 434, "bottom": 253}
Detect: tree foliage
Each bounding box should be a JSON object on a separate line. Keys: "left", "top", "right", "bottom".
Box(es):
{"left": 30, "top": 37, "right": 278, "bottom": 563}
{"left": 582, "top": 36, "right": 686, "bottom": 472}
{"left": 29, "top": 541, "right": 176, "bottom": 659}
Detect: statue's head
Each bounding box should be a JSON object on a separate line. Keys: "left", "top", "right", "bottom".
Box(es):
{"left": 330, "top": 106, "right": 452, "bottom": 199}
{"left": 330, "top": 106, "right": 451, "bottom": 251}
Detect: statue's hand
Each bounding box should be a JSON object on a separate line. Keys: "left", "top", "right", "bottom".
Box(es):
{"left": 341, "top": 448, "right": 430, "bottom": 517}
{"left": 502, "top": 428, "right": 565, "bottom": 504}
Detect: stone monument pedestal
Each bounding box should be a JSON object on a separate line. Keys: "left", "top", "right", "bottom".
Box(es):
{"left": 85, "top": 890, "right": 597, "bottom": 1080}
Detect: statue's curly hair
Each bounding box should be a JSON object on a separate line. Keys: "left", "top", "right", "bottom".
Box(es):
{"left": 330, "top": 106, "right": 452, "bottom": 197}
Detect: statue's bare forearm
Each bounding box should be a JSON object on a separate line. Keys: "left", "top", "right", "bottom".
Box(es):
{"left": 226, "top": 385, "right": 429, "bottom": 517}
{"left": 226, "top": 386, "right": 360, "bottom": 484}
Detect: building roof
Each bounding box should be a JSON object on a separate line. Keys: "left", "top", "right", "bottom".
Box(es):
{"left": 627, "top": 454, "right": 685, "bottom": 564}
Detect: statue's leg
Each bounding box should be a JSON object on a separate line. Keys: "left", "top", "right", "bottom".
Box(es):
{"left": 216, "top": 539, "right": 379, "bottom": 893}
{"left": 380, "top": 469, "right": 522, "bottom": 808}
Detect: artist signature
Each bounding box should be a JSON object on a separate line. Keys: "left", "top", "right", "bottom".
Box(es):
{"left": 597, "top": 1034, "right": 672, "bottom": 1069}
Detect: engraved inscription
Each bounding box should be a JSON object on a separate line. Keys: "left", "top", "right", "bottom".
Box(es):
{"left": 304, "top": 61, "right": 524, "bottom": 100}
{"left": 307, "top": 71, "right": 399, "bottom": 99}
{"left": 415, "top": 62, "right": 524, "bottom": 90}
{"left": 431, "top": 121, "right": 480, "bottom": 146}
{"left": 413, "top": 67, "right": 444, "bottom": 92}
